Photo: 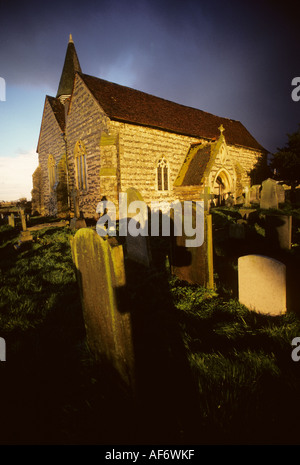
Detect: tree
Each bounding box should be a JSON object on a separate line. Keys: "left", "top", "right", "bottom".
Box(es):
{"left": 271, "top": 125, "right": 300, "bottom": 188}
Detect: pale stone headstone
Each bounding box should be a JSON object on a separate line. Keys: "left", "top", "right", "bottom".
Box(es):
{"left": 171, "top": 205, "right": 214, "bottom": 289}
{"left": 260, "top": 178, "right": 278, "bottom": 210}
{"left": 124, "top": 187, "right": 151, "bottom": 267}
{"left": 238, "top": 254, "right": 286, "bottom": 315}
{"left": 265, "top": 214, "right": 292, "bottom": 250}
{"left": 70, "top": 228, "right": 135, "bottom": 389}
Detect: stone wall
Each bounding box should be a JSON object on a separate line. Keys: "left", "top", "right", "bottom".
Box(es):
{"left": 66, "top": 74, "right": 111, "bottom": 217}
{"left": 37, "top": 98, "right": 66, "bottom": 216}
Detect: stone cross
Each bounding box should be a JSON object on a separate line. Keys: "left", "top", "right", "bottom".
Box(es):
{"left": 199, "top": 186, "right": 214, "bottom": 212}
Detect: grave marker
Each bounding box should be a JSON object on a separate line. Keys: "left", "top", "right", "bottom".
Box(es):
{"left": 70, "top": 228, "right": 135, "bottom": 388}
{"left": 124, "top": 187, "right": 151, "bottom": 267}
{"left": 171, "top": 205, "right": 214, "bottom": 289}
{"left": 260, "top": 178, "right": 278, "bottom": 210}
{"left": 238, "top": 254, "right": 286, "bottom": 315}
{"left": 265, "top": 214, "right": 292, "bottom": 250}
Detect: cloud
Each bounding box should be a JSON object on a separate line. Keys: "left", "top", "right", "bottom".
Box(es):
{"left": 0, "top": 150, "right": 38, "bottom": 201}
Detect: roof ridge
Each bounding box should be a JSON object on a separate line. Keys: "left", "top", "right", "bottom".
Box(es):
{"left": 79, "top": 71, "right": 240, "bottom": 125}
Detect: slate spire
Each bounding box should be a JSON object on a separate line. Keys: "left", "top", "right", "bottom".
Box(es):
{"left": 56, "top": 34, "right": 82, "bottom": 100}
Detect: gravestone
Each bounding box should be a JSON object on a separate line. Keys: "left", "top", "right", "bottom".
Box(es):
{"left": 265, "top": 214, "right": 292, "bottom": 250}
{"left": 20, "top": 209, "right": 27, "bottom": 231}
{"left": 171, "top": 204, "right": 214, "bottom": 289}
{"left": 244, "top": 186, "right": 250, "bottom": 207}
{"left": 70, "top": 228, "right": 135, "bottom": 389}
{"left": 124, "top": 187, "right": 151, "bottom": 267}
{"left": 8, "top": 214, "right": 15, "bottom": 227}
{"left": 69, "top": 188, "right": 87, "bottom": 229}
{"left": 229, "top": 222, "right": 245, "bottom": 240}
{"left": 250, "top": 185, "right": 260, "bottom": 204}
{"left": 260, "top": 178, "right": 278, "bottom": 210}
{"left": 19, "top": 209, "right": 33, "bottom": 242}
{"left": 238, "top": 254, "right": 286, "bottom": 315}
{"left": 276, "top": 184, "right": 285, "bottom": 204}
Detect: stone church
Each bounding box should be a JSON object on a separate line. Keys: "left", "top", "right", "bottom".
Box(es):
{"left": 32, "top": 35, "right": 266, "bottom": 218}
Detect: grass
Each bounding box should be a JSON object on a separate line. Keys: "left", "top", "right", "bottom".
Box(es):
{"left": 0, "top": 218, "right": 300, "bottom": 445}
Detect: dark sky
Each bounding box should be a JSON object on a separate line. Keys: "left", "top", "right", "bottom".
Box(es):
{"left": 0, "top": 0, "right": 300, "bottom": 198}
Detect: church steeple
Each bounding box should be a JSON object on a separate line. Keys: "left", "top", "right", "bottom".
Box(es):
{"left": 56, "top": 34, "right": 81, "bottom": 102}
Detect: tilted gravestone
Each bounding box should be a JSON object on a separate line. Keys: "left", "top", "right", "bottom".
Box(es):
{"left": 238, "top": 254, "right": 286, "bottom": 315}
{"left": 124, "top": 187, "right": 151, "bottom": 267}
{"left": 265, "top": 214, "right": 292, "bottom": 250}
{"left": 19, "top": 209, "right": 33, "bottom": 243}
{"left": 170, "top": 203, "right": 214, "bottom": 289}
{"left": 70, "top": 228, "right": 135, "bottom": 389}
{"left": 260, "top": 178, "right": 278, "bottom": 210}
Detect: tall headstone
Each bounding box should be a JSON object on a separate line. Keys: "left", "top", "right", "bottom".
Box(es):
{"left": 70, "top": 188, "right": 87, "bottom": 229}
{"left": 20, "top": 209, "right": 27, "bottom": 231}
{"left": 265, "top": 214, "right": 292, "bottom": 250}
{"left": 124, "top": 187, "right": 151, "bottom": 267}
{"left": 260, "top": 178, "right": 278, "bottom": 210}
{"left": 238, "top": 254, "right": 286, "bottom": 315}
{"left": 276, "top": 184, "right": 285, "bottom": 205}
{"left": 171, "top": 204, "right": 214, "bottom": 289}
{"left": 70, "top": 228, "right": 135, "bottom": 389}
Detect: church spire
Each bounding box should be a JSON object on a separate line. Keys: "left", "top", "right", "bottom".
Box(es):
{"left": 56, "top": 34, "right": 82, "bottom": 101}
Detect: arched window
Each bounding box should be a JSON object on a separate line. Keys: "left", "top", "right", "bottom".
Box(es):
{"left": 157, "top": 157, "right": 169, "bottom": 191}
{"left": 74, "top": 140, "right": 87, "bottom": 190}
{"left": 48, "top": 155, "right": 56, "bottom": 191}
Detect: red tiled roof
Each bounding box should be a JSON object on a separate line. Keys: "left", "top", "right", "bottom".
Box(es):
{"left": 79, "top": 72, "right": 266, "bottom": 152}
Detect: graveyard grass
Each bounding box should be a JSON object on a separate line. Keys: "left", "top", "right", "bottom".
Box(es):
{"left": 1, "top": 207, "right": 300, "bottom": 445}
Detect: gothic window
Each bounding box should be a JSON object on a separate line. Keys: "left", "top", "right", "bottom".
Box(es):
{"left": 74, "top": 140, "right": 87, "bottom": 190}
{"left": 48, "top": 155, "right": 56, "bottom": 191}
{"left": 157, "top": 157, "right": 169, "bottom": 191}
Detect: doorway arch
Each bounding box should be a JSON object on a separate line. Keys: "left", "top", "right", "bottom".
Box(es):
{"left": 213, "top": 169, "right": 233, "bottom": 206}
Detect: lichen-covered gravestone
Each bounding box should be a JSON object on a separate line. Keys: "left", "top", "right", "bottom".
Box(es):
{"left": 238, "top": 254, "right": 286, "bottom": 315}
{"left": 71, "top": 228, "right": 135, "bottom": 388}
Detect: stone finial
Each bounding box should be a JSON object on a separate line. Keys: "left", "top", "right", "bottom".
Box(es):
{"left": 69, "top": 34, "right": 73, "bottom": 43}
{"left": 218, "top": 124, "right": 225, "bottom": 135}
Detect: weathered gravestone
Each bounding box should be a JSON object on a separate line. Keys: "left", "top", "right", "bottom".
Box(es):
{"left": 8, "top": 214, "right": 15, "bottom": 227}
{"left": 238, "top": 254, "right": 286, "bottom": 315}
{"left": 250, "top": 185, "right": 260, "bottom": 204}
{"left": 123, "top": 187, "right": 151, "bottom": 267}
{"left": 70, "top": 188, "right": 87, "bottom": 230}
{"left": 170, "top": 203, "right": 214, "bottom": 289}
{"left": 260, "top": 178, "right": 278, "bottom": 210}
{"left": 265, "top": 214, "right": 292, "bottom": 250}
{"left": 19, "top": 209, "right": 33, "bottom": 242}
{"left": 70, "top": 228, "right": 135, "bottom": 389}
{"left": 276, "top": 184, "right": 285, "bottom": 205}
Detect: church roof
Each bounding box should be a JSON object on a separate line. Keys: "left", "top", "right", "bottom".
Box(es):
{"left": 47, "top": 96, "right": 65, "bottom": 131}
{"left": 79, "top": 72, "right": 266, "bottom": 152}
{"left": 57, "top": 34, "right": 82, "bottom": 98}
